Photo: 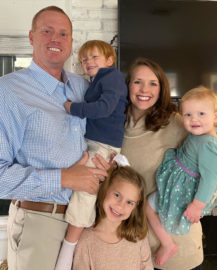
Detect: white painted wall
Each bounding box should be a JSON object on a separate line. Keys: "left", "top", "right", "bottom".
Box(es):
{"left": 0, "top": 0, "right": 70, "bottom": 35}
{"left": 71, "top": 0, "right": 118, "bottom": 73}
{"left": 0, "top": 0, "right": 118, "bottom": 73}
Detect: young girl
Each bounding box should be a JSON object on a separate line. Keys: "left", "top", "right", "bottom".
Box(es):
{"left": 146, "top": 86, "right": 217, "bottom": 266}
{"left": 72, "top": 164, "right": 153, "bottom": 270}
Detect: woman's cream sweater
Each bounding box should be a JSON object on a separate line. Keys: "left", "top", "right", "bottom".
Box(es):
{"left": 121, "top": 113, "right": 203, "bottom": 270}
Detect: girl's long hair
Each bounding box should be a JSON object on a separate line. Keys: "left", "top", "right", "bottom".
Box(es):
{"left": 94, "top": 165, "right": 148, "bottom": 242}
{"left": 126, "top": 57, "right": 177, "bottom": 131}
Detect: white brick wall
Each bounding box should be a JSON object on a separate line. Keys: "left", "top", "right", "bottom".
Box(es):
{"left": 70, "top": 0, "right": 118, "bottom": 73}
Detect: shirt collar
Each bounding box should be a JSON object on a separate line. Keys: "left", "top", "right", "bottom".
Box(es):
{"left": 28, "top": 60, "right": 72, "bottom": 94}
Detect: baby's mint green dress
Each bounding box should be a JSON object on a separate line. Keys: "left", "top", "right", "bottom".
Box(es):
{"left": 157, "top": 133, "right": 217, "bottom": 235}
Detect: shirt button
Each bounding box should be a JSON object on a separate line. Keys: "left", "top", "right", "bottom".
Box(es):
{"left": 74, "top": 128, "right": 78, "bottom": 132}
{"left": 50, "top": 192, "right": 54, "bottom": 195}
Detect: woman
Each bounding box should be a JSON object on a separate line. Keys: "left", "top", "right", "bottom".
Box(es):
{"left": 121, "top": 58, "right": 203, "bottom": 270}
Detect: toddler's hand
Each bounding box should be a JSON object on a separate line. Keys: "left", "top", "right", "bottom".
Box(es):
{"left": 184, "top": 198, "right": 206, "bottom": 223}
{"left": 64, "top": 100, "right": 73, "bottom": 114}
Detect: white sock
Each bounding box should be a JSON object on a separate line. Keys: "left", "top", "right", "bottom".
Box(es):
{"left": 55, "top": 239, "right": 77, "bottom": 270}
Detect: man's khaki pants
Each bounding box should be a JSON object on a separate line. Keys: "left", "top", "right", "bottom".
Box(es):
{"left": 7, "top": 202, "right": 68, "bottom": 270}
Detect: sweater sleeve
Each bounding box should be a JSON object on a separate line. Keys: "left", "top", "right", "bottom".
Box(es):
{"left": 69, "top": 71, "right": 127, "bottom": 119}
{"left": 140, "top": 237, "right": 154, "bottom": 270}
{"left": 195, "top": 140, "right": 217, "bottom": 203}
{"left": 72, "top": 238, "right": 91, "bottom": 270}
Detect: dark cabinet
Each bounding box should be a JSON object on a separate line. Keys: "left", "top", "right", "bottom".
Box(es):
{"left": 0, "top": 200, "right": 11, "bottom": 215}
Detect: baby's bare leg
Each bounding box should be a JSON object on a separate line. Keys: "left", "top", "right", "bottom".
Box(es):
{"left": 145, "top": 201, "right": 178, "bottom": 266}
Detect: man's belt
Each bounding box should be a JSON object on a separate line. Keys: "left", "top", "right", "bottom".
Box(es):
{"left": 12, "top": 200, "right": 67, "bottom": 214}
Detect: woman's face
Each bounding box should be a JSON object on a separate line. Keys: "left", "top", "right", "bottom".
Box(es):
{"left": 129, "top": 65, "right": 160, "bottom": 122}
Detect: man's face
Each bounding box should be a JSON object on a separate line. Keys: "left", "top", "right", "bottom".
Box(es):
{"left": 29, "top": 10, "right": 72, "bottom": 73}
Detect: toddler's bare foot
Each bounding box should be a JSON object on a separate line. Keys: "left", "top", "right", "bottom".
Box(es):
{"left": 154, "top": 243, "right": 178, "bottom": 266}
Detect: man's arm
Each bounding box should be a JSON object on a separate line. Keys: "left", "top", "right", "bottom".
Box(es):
{"left": 0, "top": 92, "right": 107, "bottom": 200}
{"left": 0, "top": 117, "right": 61, "bottom": 200}
{"left": 0, "top": 138, "right": 107, "bottom": 200}
{"left": 0, "top": 95, "right": 62, "bottom": 200}
{"left": 0, "top": 77, "right": 109, "bottom": 200}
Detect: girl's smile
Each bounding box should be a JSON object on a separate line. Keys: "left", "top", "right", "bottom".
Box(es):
{"left": 103, "top": 176, "right": 139, "bottom": 225}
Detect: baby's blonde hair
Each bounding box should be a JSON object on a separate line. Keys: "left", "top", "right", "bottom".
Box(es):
{"left": 181, "top": 85, "right": 217, "bottom": 111}
{"left": 78, "top": 40, "right": 116, "bottom": 66}
{"left": 180, "top": 85, "right": 217, "bottom": 126}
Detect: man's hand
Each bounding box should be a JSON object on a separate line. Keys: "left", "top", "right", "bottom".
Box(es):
{"left": 92, "top": 153, "right": 115, "bottom": 181}
{"left": 64, "top": 100, "right": 73, "bottom": 114}
{"left": 184, "top": 198, "right": 206, "bottom": 223}
{"left": 92, "top": 153, "right": 114, "bottom": 170}
{"left": 61, "top": 152, "right": 108, "bottom": 194}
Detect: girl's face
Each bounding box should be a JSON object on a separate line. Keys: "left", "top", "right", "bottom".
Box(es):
{"left": 129, "top": 65, "right": 160, "bottom": 122}
{"left": 80, "top": 47, "right": 113, "bottom": 77}
{"left": 182, "top": 98, "right": 217, "bottom": 136}
{"left": 103, "top": 176, "right": 139, "bottom": 226}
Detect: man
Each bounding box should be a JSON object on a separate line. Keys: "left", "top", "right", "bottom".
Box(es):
{"left": 0, "top": 6, "right": 107, "bottom": 270}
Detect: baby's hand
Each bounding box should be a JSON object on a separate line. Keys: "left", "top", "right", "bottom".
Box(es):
{"left": 64, "top": 100, "right": 73, "bottom": 114}
{"left": 184, "top": 198, "right": 206, "bottom": 223}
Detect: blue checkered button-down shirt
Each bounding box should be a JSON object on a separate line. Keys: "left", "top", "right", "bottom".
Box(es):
{"left": 0, "top": 60, "right": 88, "bottom": 203}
